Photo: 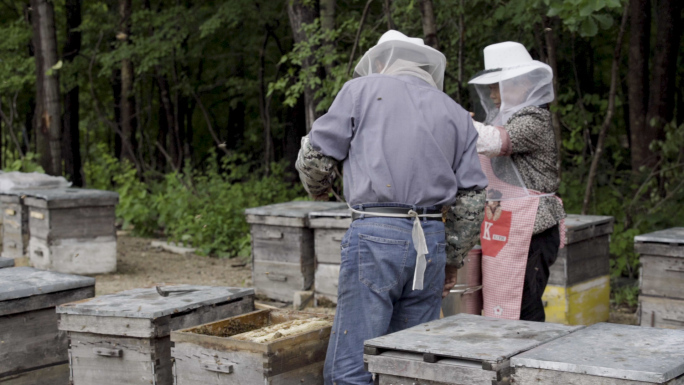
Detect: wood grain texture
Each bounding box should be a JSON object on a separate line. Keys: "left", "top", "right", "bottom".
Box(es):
{"left": 313, "top": 229, "right": 345, "bottom": 264}
{"left": 29, "top": 237, "right": 117, "bottom": 275}
{"left": 639, "top": 295, "right": 684, "bottom": 329}
{"left": 0, "top": 286, "right": 93, "bottom": 316}
{"left": 314, "top": 263, "right": 339, "bottom": 304}
{"left": 171, "top": 309, "right": 331, "bottom": 384}
{"left": 513, "top": 367, "right": 684, "bottom": 385}
{"left": 245, "top": 215, "right": 307, "bottom": 227}
{"left": 549, "top": 235, "right": 611, "bottom": 286}
{"left": 366, "top": 351, "right": 498, "bottom": 385}
{"left": 253, "top": 260, "right": 315, "bottom": 302}
{"left": 565, "top": 218, "right": 613, "bottom": 244}
{"left": 250, "top": 224, "right": 314, "bottom": 264}
{"left": 635, "top": 243, "right": 684, "bottom": 258}
{"left": 640, "top": 255, "right": 684, "bottom": 298}
{"left": 0, "top": 363, "right": 69, "bottom": 385}
{"left": 0, "top": 308, "right": 67, "bottom": 375}
{"left": 28, "top": 206, "right": 116, "bottom": 241}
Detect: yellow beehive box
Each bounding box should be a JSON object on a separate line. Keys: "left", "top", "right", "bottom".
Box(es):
{"left": 542, "top": 275, "right": 610, "bottom": 325}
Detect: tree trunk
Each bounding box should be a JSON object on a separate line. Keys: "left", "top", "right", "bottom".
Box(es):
{"left": 582, "top": 3, "right": 629, "bottom": 215}
{"left": 419, "top": 0, "right": 439, "bottom": 50}
{"left": 156, "top": 73, "right": 177, "bottom": 170}
{"left": 119, "top": 0, "right": 138, "bottom": 166}
{"left": 543, "top": 17, "right": 562, "bottom": 183}
{"left": 320, "top": 0, "right": 336, "bottom": 31}
{"left": 62, "top": 0, "right": 83, "bottom": 186}
{"left": 383, "top": 0, "right": 395, "bottom": 30}
{"left": 628, "top": 0, "right": 652, "bottom": 171}
{"left": 287, "top": 0, "right": 323, "bottom": 132}
{"left": 30, "top": 0, "right": 47, "bottom": 172}
{"left": 645, "top": 0, "right": 682, "bottom": 158}
{"left": 112, "top": 68, "right": 122, "bottom": 159}
{"left": 32, "top": 0, "right": 62, "bottom": 176}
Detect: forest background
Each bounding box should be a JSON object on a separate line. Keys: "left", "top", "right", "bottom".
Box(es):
{"left": 1, "top": 0, "right": 682, "bottom": 306}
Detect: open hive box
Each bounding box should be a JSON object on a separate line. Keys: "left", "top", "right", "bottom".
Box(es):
{"left": 363, "top": 313, "right": 583, "bottom": 385}
{"left": 171, "top": 309, "right": 334, "bottom": 384}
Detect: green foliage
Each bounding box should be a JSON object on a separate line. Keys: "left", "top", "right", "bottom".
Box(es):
{"left": 612, "top": 283, "right": 639, "bottom": 308}
{"left": 85, "top": 146, "right": 305, "bottom": 258}
{"left": 544, "top": 0, "right": 624, "bottom": 36}
{"left": 2, "top": 152, "right": 44, "bottom": 173}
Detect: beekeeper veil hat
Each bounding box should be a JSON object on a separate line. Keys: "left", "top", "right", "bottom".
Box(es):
{"left": 354, "top": 30, "right": 447, "bottom": 91}
{"left": 468, "top": 42, "right": 554, "bottom": 125}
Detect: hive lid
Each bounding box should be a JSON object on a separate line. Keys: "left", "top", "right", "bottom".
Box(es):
{"left": 564, "top": 214, "right": 613, "bottom": 230}
{"left": 308, "top": 208, "right": 351, "bottom": 218}
{"left": 57, "top": 285, "right": 254, "bottom": 319}
{"left": 244, "top": 201, "right": 347, "bottom": 218}
{"left": 22, "top": 188, "right": 119, "bottom": 208}
{"left": 511, "top": 323, "right": 684, "bottom": 383}
{"left": 364, "top": 314, "right": 582, "bottom": 363}
{"left": 0, "top": 257, "right": 15, "bottom": 268}
{"left": 0, "top": 267, "right": 95, "bottom": 302}
{"left": 634, "top": 227, "right": 684, "bottom": 245}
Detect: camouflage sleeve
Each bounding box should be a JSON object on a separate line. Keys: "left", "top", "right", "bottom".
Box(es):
{"left": 444, "top": 189, "right": 486, "bottom": 267}
{"left": 295, "top": 135, "right": 338, "bottom": 197}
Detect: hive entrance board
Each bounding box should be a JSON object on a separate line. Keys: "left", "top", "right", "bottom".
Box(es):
{"left": 363, "top": 314, "right": 583, "bottom": 385}
{"left": 511, "top": 323, "right": 684, "bottom": 384}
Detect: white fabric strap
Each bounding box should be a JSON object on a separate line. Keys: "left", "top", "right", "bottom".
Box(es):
{"left": 347, "top": 204, "right": 442, "bottom": 290}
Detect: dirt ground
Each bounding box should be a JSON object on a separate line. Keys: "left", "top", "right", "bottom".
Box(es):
{"left": 93, "top": 234, "right": 252, "bottom": 296}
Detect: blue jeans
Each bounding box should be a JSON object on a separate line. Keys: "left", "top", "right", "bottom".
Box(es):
{"left": 324, "top": 206, "right": 446, "bottom": 385}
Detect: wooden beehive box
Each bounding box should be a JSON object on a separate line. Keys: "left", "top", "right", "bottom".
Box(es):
{"left": 0, "top": 267, "right": 95, "bottom": 384}
{"left": 0, "top": 257, "right": 14, "bottom": 268}
{"left": 57, "top": 285, "right": 254, "bottom": 385}
{"left": 363, "top": 313, "right": 583, "bottom": 385}
{"left": 24, "top": 188, "right": 119, "bottom": 275}
{"left": 245, "top": 201, "right": 346, "bottom": 302}
{"left": 0, "top": 193, "right": 30, "bottom": 260}
{"left": 511, "top": 323, "right": 684, "bottom": 384}
{"left": 542, "top": 214, "right": 614, "bottom": 325}
{"left": 635, "top": 227, "right": 684, "bottom": 329}
{"left": 308, "top": 208, "right": 351, "bottom": 305}
{"left": 171, "top": 309, "right": 333, "bottom": 384}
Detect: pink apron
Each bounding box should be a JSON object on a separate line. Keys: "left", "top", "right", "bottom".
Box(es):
{"left": 478, "top": 155, "right": 565, "bottom": 320}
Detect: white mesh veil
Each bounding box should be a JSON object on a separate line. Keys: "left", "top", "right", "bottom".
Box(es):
{"left": 469, "top": 62, "right": 554, "bottom": 126}
{"left": 354, "top": 33, "right": 446, "bottom": 91}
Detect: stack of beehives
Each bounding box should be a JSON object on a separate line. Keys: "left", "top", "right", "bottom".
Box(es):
{"left": 635, "top": 227, "right": 684, "bottom": 329}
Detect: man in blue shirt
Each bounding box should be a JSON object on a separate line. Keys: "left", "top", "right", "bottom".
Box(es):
{"left": 296, "top": 30, "right": 488, "bottom": 385}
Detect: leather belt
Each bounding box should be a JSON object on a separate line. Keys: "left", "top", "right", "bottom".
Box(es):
{"left": 351, "top": 207, "right": 443, "bottom": 221}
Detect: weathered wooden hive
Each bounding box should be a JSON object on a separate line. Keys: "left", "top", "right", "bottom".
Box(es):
{"left": 57, "top": 285, "right": 254, "bottom": 385}
{"left": 171, "top": 309, "right": 333, "bottom": 384}
{"left": 635, "top": 227, "right": 684, "bottom": 329}
{"left": 542, "top": 214, "right": 614, "bottom": 325}
{"left": 0, "top": 257, "right": 14, "bottom": 268}
{"left": 0, "top": 267, "right": 95, "bottom": 384}
{"left": 245, "top": 201, "right": 346, "bottom": 302}
{"left": 308, "top": 208, "right": 351, "bottom": 305}
{"left": 441, "top": 247, "right": 483, "bottom": 316}
{"left": 511, "top": 322, "right": 684, "bottom": 384}
{"left": 363, "top": 313, "right": 582, "bottom": 385}
{"left": 0, "top": 193, "right": 29, "bottom": 260}
{"left": 24, "top": 188, "right": 119, "bottom": 275}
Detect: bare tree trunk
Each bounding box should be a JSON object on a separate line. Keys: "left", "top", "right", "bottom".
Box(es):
{"left": 347, "top": 0, "right": 373, "bottom": 76}
{"left": 456, "top": 0, "right": 464, "bottom": 104}
{"left": 543, "top": 17, "right": 562, "bottom": 183}
{"left": 62, "top": 0, "right": 83, "bottom": 186}
{"left": 30, "top": 0, "right": 47, "bottom": 171}
{"left": 320, "top": 0, "right": 336, "bottom": 31}
{"left": 419, "top": 0, "right": 439, "bottom": 50}
{"left": 628, "top": 0, "right": 652, "bottom": 171}
{"left": 119, "top": 0, "right": 138, "bottom": 166}
{"left": 259, "top": 31, "right": 275, "bottom": 175}
{"left": 582, "top": 3, "right": 630, "bottom": 215}
{"left": 287, "top": 0, "right": 323, "bottom": 132}
{"left": 383, "top": 0, "right": 395, "bottom": 30}
{"left": 645, "top": 0, "right": 682, "bottom": 156}
{"left": 32, "top": 0, "right": 62, "bottom": 176}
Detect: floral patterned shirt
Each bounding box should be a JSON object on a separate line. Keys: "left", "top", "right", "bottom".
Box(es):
{"left": 506, "top": 106, "right": 566, "bottom": 234}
